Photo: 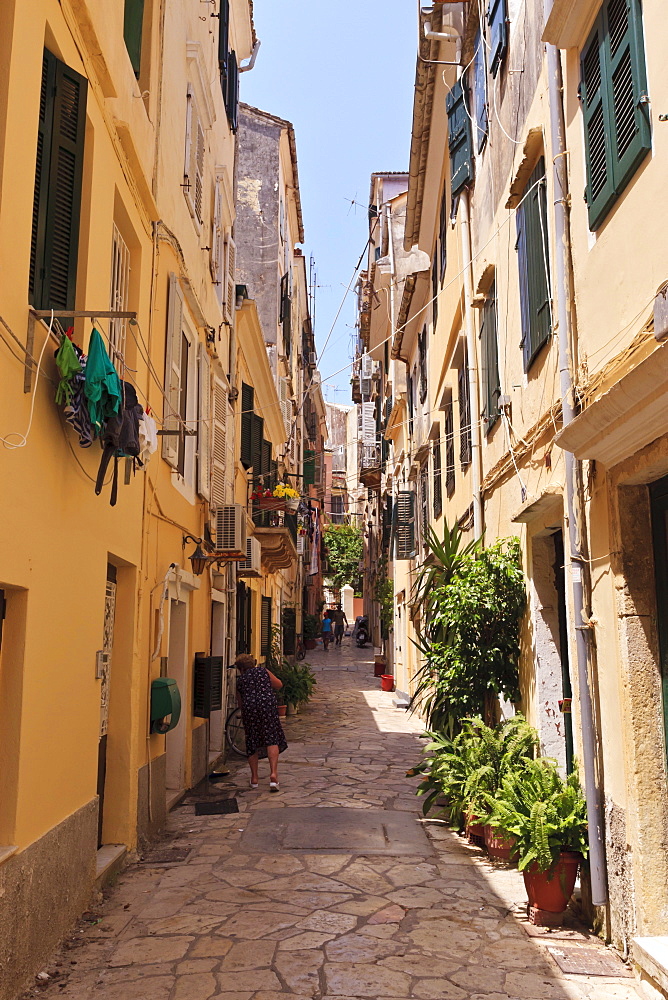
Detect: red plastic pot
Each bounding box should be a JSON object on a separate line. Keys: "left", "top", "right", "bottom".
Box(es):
{"left": 485, "top": 825, "right": 518, "bottom": 861}
{"left": 380, "top": 674, "right": 394, "bottom": 692}
{"left": 304, "top": 639, "right": 317, "bottom": 650}
{"left": 277, "top": 704, "right": 287, "bottom": 718}
{"left": 465, "top": 813, "right": 486, "bottom": 845}
{"left": 523, "top": 850, "right": 581, "bottom": 913}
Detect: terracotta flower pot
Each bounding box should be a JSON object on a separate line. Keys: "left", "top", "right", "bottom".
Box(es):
{"left": 256, "top": 497, "right": 285, "bottom": 511}
{"left": 485, "top": 825, "right": 519, "bottom": 861}
{"left": 277, "top": 704, "right": 287, "bottom": 718}
{"left": 380, "top": 674, "right": 394, "bottom": 692}
{"left": 523, "top": 850, "right": 581, "bottom": 913}
{"left": 304, "top": 639, "right": 317, "bottom": 650}
{"left": 465, "top": 813, "right": 486, "bottom": 847}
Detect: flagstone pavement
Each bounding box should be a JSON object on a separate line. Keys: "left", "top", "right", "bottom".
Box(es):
{"left": 26, "top": 640, "right": 644, "bottom": 1000}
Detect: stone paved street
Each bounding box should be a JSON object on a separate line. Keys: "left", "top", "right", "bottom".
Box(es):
{"left": 29, "top": 641, "right": 643, "bottom": 1000}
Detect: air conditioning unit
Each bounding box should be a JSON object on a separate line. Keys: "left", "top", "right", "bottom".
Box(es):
{"left": 212, "top": 504, "right": 247, "bottom": 558}
{"left": 237, "top": 536, "right": 262, "bottom": 577}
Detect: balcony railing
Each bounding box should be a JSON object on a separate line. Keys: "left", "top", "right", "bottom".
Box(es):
{"left": 359, "top": 443, "right": 381, "bottom": 470}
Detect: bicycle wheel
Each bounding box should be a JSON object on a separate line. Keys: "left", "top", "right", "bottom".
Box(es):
{"left": 225, "top": 708, "right": 247, "bottom": 757}
{"left": 296, "top": 642, "right": 306, "bottom": 661}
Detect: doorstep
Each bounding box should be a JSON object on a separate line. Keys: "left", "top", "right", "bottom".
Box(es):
{"left": 166, "top": 788, "right": 187, "bottom": 813}
{"left": 393, "top": 689, "right": 411, "bottom": 709}
{"left": 632, "top": 937, "right": 668, "bottom": 997}
{"left": 95, "top": 844, "right": 126, "bottom": 890}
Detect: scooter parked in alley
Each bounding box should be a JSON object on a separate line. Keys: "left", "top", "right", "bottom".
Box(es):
{"left": 355, "top": 615, "right": 369, "bottom": 647}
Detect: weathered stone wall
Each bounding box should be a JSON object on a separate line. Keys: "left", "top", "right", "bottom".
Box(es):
{"left": 136, "top": 752, "right": 167, "bottom": 850}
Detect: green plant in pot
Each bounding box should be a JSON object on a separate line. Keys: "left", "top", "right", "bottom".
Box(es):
{"left": 303, "top": 614, "right": 321, "bottom": 649}
{"left": 275, "top": 660, "right": 316, "bottom": 713}
{"left": 412, "top": 722, "right": 484, "bottom": 833}
{"left": 485, "top": 757, "right": 588, "bottom": 914}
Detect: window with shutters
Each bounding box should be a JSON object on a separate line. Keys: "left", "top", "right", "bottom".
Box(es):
{"left": 225, "top": 51, "right": 239, "bottom": 132}
{"left": 162, "top": 273, "right": 197, "bottom": 491}
{"left": 418, "top": 326, "right": 428, "bottom": 403}
{"left": 395, "top": 491, "right": 415, "bottom": 560}
{"left": 516, "top": 157, "right": 552, "bottom": 371}
{"left": 197, "top": 346, "right": 211, "bottom": 501}
{"left": 407, "top": 374, "right": 414, "bottom": 437}
{"left": 459, "top": 350, "right": 472, "bottom": 468}
{"left": 123, "top": 0, "right": 146, "bottom": 78}
{"left": 260, "top": 596, "right": 272, "bottom": 657}
{"left": 303, "top": 449, "right": 316, "bottom": 487}
{"left": 433, "top": 440, "right": 443, "bottom": 518}
{"left": 250, "top": 412, "right": 264, "bottom": 475}
{"left": 580, "top": 0, "right": 650, "bottom": 231}
{"left": 330, "top": 495, "right": 344, "bottom": 525}
{"left": 211, "top": 377, "right": 228, "bottom": 509}
{"left": 184, "top": 85, "right": 206, "bottom": 228}
{"left": 382, "top": 495, "right": 393, "bottom": 552}
{"left": 29, "top": 50, "right": 87, "bottom": 311}
{"left": 431, "top": 252, "right": 439, "bottom": 330}
{"left": 419, "top": 465, "right": 429, "bottom": 549}
{"left": 280, "top": 272, "right": 291, "bottom": 356}
{"left": 445, "top": 400, "right": 455, "bottom": 497}
{"left": 446, "top": 77, "right": 473, "bottom": 199}
{"left": 210, "top": 179, "right": 223, "bottom": 287}
{"left": 193, "top": 654, "right": 223, "bottom": 718}
{"left": 473, "top": 29, "right": 489, "bottom": 153}
{"left": 480, "top": 279, "right": 501, "bottom": 433}
{"left": 240, "top": 382, "right": 254, "bottom": 469}
{"left": 439, "top": 184, "right": 448, "bottom": 282}
{"left": 223, "top": 233, "right": 236, "bottom": 326}
{"left": 109, "top": 223, "right": 131, "bottom": 360}
{"left": 236, "top": 581, "right": 252, "bottom": 654}
{"left": 487, "top": 0, "right": 508, "bottom": 78}
{"left": 218, "top": 0, "right": 230, "bottom": 90}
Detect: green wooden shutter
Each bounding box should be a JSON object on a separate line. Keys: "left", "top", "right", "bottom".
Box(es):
{"left": 474, "top": 29, "right": 488, "bottom": 152}
{"left": 445, "top": 402, "right": 455, "bottom": 497}
{"left": 446, "top": 78, "right": 473, "bottom": 198}
{"left": 260, "top": 596, "right": 272, "bottom": 657}
{"left": 517, "top": 158, "right": 551, "bottom": 371}
{"left": 458, "top": 351, "right": 472, "bottom": 467}
{"left": 382, "top": 495, "right": 393, "bottom": 551}
{"left": 193, "top": 654, "right": 223, "bottom": 718}
{"left": 225, "top": 51, "right": 239, "bottom": 132}
{"left": 303, "top": 449, "right": 316, "bottom": 487}
{"left": 395, "top": 491, "right": 415, "bottom": 560}
{"left": 439, "top": 184, "right": 447, "bottom": 281}
{"left": 251, "top": 413, "right": 264, "bottom": 475}
{"left": 218, "top": 0, "right": 230, "bottom": 75}
{"left": 123, "top": 0, "right": 145, "bottom": 77}
{"left": 433, "top": 441, "right": 443, "bottom": 519}
{"left": 30, "top": 50, "right": 87, "bottom": 311}
{"left": 240, "top": 382, "right": 254, "bottom": 468}
{"left": 261, "top": 439, "right": 272, "bottom": 480}
{"left": 487, "top": 0, "right": 508, "bottom": 77}
{"left": 582, "top": 0, "right": 650, "bottom": 231}
{"left": 481, "top": 281, "right": 501, "bottom": 432}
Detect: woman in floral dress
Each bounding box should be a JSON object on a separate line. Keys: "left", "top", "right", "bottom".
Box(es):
{"left": 235, "top": 654, "right": 287, "bottom": 791}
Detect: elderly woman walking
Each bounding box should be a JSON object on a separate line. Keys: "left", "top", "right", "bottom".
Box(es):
{"left": 235, "top": 653, "right": 287, "bottom": 792}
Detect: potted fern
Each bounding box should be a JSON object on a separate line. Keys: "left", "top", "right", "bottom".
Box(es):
{"left": 413, "top": 723, "right": 484, "bottom": 836}
{"left": 486, "top": 758, "right": 588, "bottom": 914}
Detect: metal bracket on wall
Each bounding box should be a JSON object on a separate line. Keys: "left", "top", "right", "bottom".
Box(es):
{"left": 25, "top": 308, "right": 137, "bottom": 392}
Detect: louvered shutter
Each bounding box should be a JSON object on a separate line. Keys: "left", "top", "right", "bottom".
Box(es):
{"left": 419, "top": 466, "right": 429, "bottom": 548}
{"left": 251, "top": 413, "right": 264, "bottom": 475}
{"left": 218, "top": 0, "right": 230, "bottom": 78}
{"left": 260, "top": 596, "right": 272, "bottom": 657}
{"left": 581, "top": 0, "right": 650, "bottom": 231}
{"left": 433, "top": 441, "right": 443, "bottom": 518}
{"left": 194, "top": 120, "right": 205, "bottom": 226}
{"left": 162, "top": 274, "right": 184, "bottom": 468}
{"left": 303, "top": 449, "right": 316, "bottom": 487}
{"left": 197, "top": 345, "right": 211, "bottom": 501}
{"left": 487, "top": 0, "right": 508, "bottom": 77}
{"left": 481, "top": 282, "right": 500, "bottom": 431}
{"left": 446, "top": 78, "right": 473, "bottom": 198}
{"left": 261, "top": 439, "right": 272, "bottom": 481}
{"left": 29, "top": 50, "right": 87, "bottom": 311}
{"left": 444, "top": 401, "right": 455, "bottom": 497}
{"left": 211, "top": 181, "right": 223, "bottom": 283}
{"left": 395, "top": 491, "right": 415, "bottom": 560}
{"left": 382, "top": 496, "right": 393, "bottom": 551}
{"left": 240, "top": 382, "right": 253, "bottom": 469}
{"left": 225, "top": 51, "right": 239, "bottom": 132}
{"left": 124, "top": 0, "right": 145, "bottom": 77}
{"left": 439, "top": 185, "right": 448, "bottom": 282}
{"left": 184, "top": 88, "right": 204, "bottom": 225}
{"left": 517, "top": 158, "right": 551, "bottom": 371}
{"left": 224, "top": 235, "right": 236, "bottom": 325}
{"left": 361, "top": 402, "right": 376, "bottom": 444}
{"left": 418, "top": 327, "right": 428, "bottom": 403}
{"left": 280, "top": 377, "right": 291, "bottom": 437}
{"left": 474, "top": 29, "right": 488, "bottom": 152}
{"left": 193, "top": 654, "right": 223, "bottom": 718}
{"left": 184, "top": 85, "right": 194, "bottom": 214}
{"left": 211, "top": 376, "right": 227, "bottom": 509}
{"left": 459, "top": 354, "right": 472, "bottom": 467}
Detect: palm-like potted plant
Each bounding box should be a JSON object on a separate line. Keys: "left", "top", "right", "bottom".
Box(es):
{"left": 485, "top": 758, "right": 588, "bottom": 915}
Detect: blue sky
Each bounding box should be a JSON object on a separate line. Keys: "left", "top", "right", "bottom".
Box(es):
{"left": 240, "top": 0, "right": 417, "bottom": 402}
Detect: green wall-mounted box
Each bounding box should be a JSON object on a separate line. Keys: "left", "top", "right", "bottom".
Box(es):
{"left": 150, "top": 677, "right": 181, "bottom": 734}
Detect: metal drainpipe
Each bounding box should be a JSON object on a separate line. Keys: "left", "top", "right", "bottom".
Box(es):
{"left": 459, "top": 189, "right": 483, "bottom": 540}
{"left": 545, "top": 23, "right": 608, "bottom": 905}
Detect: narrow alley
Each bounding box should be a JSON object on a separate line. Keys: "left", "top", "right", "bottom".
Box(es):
{"left": 30, "top": 641, "right": 640, "bottom": 1000}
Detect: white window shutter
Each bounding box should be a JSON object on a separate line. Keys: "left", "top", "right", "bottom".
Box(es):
{"left": 224, "top": 235, "right": 236, "bottom": 325}
{"left": 184, "top": 85, "right": 195, "bottom": 217}
{"left": 195, "top": 120, "right": 205, "bottom": 225}
{"left": 211, "top": 376, "right": 228, "bottom": 509}
{"left": 210, "top": 181, "right": 223, "bottom": 283}
{"left": 362, "top": 402, "right": 376, "bottom": 444}
{"left": 361, "top": 353, "right": 373, "bottom": 377}
{"left": 162, "top": 273, "right": 183, "bottom": 468}
{"left": 197, "top": 345, "right": 211, "bottom": 501}
{"left": 280, "top": 377, "right": 291, "bottom": 437}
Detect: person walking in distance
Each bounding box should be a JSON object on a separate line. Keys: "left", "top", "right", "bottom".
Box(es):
{"left": 321, "top": 609, "right": 333, "bottom": 650}
{"left": 235, "top": 654, "right": 287, "bottom": 792}
{"left": 330, "top": 604, "right": 349, "bottom": 646}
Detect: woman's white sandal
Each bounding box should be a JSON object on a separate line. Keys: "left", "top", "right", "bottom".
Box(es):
{"left": 269, "top": 781, "right": 280, "bottom": 793}
{"left": 250, "top": 781, "right": 259, "bottom": 790}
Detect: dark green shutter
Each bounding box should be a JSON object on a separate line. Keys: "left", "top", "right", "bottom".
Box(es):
{"left": 382, "top": 495, "right": 393, "bottom": 551}
{"left": 487, "top": 0, "right": 508, "bottom": 77}
{"left": 395, "top": 491, "right": 415, "bottom": 560}
{"left": 303, "top": 449, "right": 316, "bottom": 487}
{"left": 218, "top": 0, "right": 230, "bottom": 74}
{"left": 439, "top": 185, "right": 447, "bottom": 281}
{"left": 433, "top": 441, "right": 443, "bottom": 519}
{"left": 123, "top": 0, "right": 145, "bottom": 77}
{"left": 251, "top": 413, "right": 264, "bottom": 475}
{"left": 282, "top": 607, "right": 296, "bottom": 656}
{"left": 225, "top": 51, "right": 239, "bottom": 132}
{"left": 261, "top": 439, "right": 272, "bottom": 480}
{"left": 260, "top": 597, "right": 272, "bottom": 657}
{"left": 445, "top": 402, "right": 455, "bottom": 497}
{"left": 516, "top": 158, "right": 551, "bottom": 371}
{"left": 481, "top": 280, "right": 501, "bottom": 432}
{"left": 432, "top": 253, "right": 439, "bottom": 329}
{"left": 193, "top": 654, "right": 223, "bottom": 718}
{"left": 30, "top": 50, "right": 87, "bottom": 311}
{"left": 581, "top": 0, "right": 650, "bottom": 231}
{"left": 446, "top": 78, "right": 473, "bottom": 198}
{"left": 418, "top": 326, "right": 427, "bottom": 403}
{"left": 474, "top": 29, "right": 488, "bottom": 152}
{"left": 459, "top": 350, "right": 472, "bottom": 467}
{"left": 240, "top": 382, "right": 254, "bottom": 468}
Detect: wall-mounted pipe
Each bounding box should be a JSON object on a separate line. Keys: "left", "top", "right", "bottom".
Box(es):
{"left": 239, "top": 41, "right": 261, "bottom": 74}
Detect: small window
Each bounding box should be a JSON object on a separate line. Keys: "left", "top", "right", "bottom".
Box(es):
{"left": 458, "top": 349, "right": 472, "bottom": 468}
{"left": 473, "top": 29, "right": 488, "bottom": 152}
{"left": 580, "top": 0, "right": 650, "bottom": 231}
{"left": 516, "top": 157, "right": 551, "bottom": 371}
{"left": 240, "top": 382, "right": 254, "bottom": 469}
{"left": 480, "top": 279, "right": 501, "bottom": 433}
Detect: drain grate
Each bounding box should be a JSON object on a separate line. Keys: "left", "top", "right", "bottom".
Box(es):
{"left": 195, "top": 798, "right": 239, "bottom": 816}
{"left": 140, "top": 846, "right": 192, "bottom": 865}
{"left": 547, "top": 946, "right": 631, "bottom": 977}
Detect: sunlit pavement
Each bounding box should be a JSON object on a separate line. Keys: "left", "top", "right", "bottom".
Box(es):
{"left": 27, "top": 639, "right": 641, "bottom": 999}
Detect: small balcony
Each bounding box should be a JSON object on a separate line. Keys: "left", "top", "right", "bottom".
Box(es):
{"left": 249, "top": 475, "right": 301, "bottom": 573}
{"left": 359, "top": 443, "right": 382, "bottom": 488}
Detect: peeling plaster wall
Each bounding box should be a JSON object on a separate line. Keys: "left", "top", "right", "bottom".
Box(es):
{"left": 529, "top": 533, "right": 568, "bottom": 769}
